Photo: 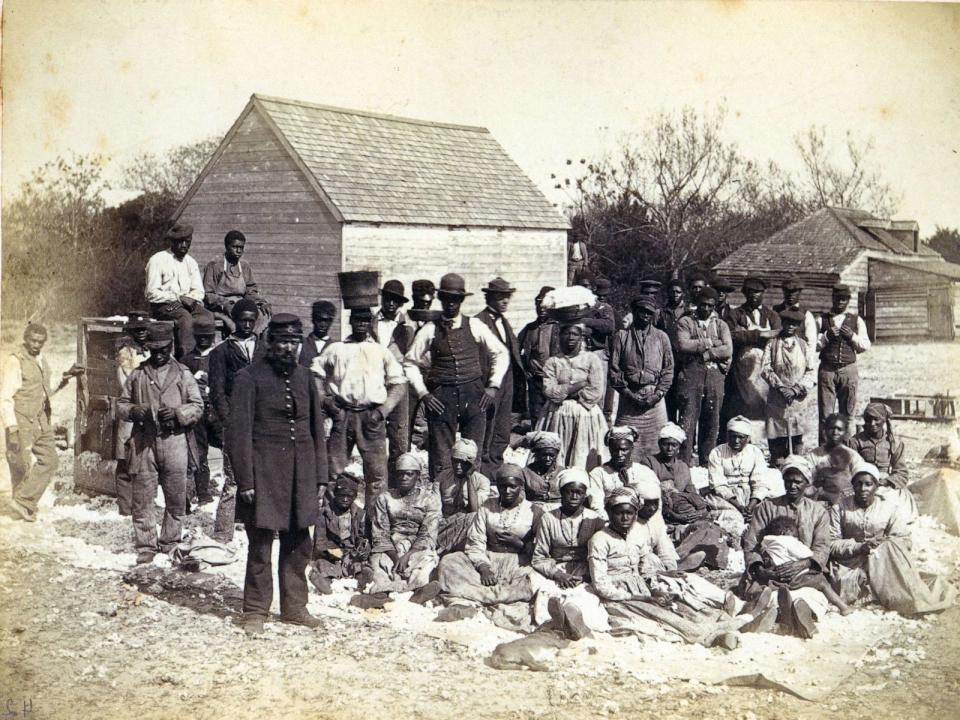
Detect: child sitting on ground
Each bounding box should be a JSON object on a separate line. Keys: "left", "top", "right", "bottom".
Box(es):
{"left": 760, "top": 515, "right": 852, "bottom": 615}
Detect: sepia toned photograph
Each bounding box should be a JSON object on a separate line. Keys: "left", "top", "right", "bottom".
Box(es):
{"left": 1, "top": 1, "right": 959, "bottom": 718}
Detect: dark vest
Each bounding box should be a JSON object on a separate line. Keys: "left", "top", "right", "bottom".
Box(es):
{"left": 427, "top": 318, "right": 483, "bottom": 386}
{"left": 819, "top": 313, "right": 858, "bottom": 367}
{"left": 12, "top": 347, "right": 51, "bottom": 421}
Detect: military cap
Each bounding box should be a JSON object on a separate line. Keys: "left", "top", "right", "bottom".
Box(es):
{"left": 630, "top": 296, "right": 659, "bottom": 313}
{"left": 192, "top": 313, "right": 217, "bottom": 335}
{"left": 698, "top": 286, "right": 719, "bottom": 302}
{"left": 711, "top": 279, "right": 736, "bottom": 293}
{"left": 268, "top": 313, "right": 303, "bottom": 339}
{"left": 637, "top": 280, "right": 663, "bottom": 293}
{"left": 832, "top": 283, "right": 852, "bottom": 295}
{"left": 778, "top": 308, "right": 805, "bottom": 324}
{"left": 124, "top": 310, "right": 151, "bottom": 330}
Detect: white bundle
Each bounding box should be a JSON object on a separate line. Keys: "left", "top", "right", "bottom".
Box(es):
{"left": 541, "top": 285, "right": 596, "bottom": 311}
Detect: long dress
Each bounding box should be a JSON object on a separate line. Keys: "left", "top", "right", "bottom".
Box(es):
{"left": 530, "top": 506, "right": 609, "bottom": 630}
{"left": 829, "top": 490, "right": 954, "bottom": 614}
{"left": 521, "top": 462, "right": 565, "bottom": 512}
{"left": 438, "top": 497, "right": 538, "bottom": 605}
{"left": 706, "top": 443, "right": 780, "bottom": 535}
{"left": 435, "top": 468, "right": 496, "bottom": 554}
{"left": 367, "top": 485, "right": 441, "bottom": 593}
{"left": 642, "top": 453, "right": 729, "bottom": 569}
{"left": 805, "top": 444, "right": 863, "bottom": 505}
{"left": 850, "top": 430, "right": 918, "bottom": 519}
{"left": 586, "top": 461, "right": 661, "bottom": 519}
{"left": 537, "top": 350, "right": 610, "bottom": 471}
{"left": 760, "top": 335, "right": 815, "bottom": 443}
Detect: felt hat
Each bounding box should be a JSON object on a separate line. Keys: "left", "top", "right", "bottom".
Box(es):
{"left": 193, "top": 313, "right": 217, "bottom": 336}
{"left": 832, "top": 283, "right": 852, "bottom": 295}
{"left": 268, "top": 313, "right": 303, "bottom": 340}
{"left": 231, "top": 298, "right": 259, "bottom": 321}
{"left": 311, "top": 300, "right": 337, "bottom": 319}
{"left": 165, "top": 223, "right": 193, "bottom": 240}
{"left": 482, "top": 277, "right": 516, "bottom": 295}
{"left": 779, "top": 308, "right": 805, "bottom": 324}
{"left": 145, "top": 322, "right": 175, "bottom": 349}
{"left": 124, "top": 310, "right": 151, "bottom": 331}
{"left": 412, "top": 279, "right": 436, "bottom": 295}
{"left": 630, "top": 296, "right": 659, "bottom": 313}
{"left": 437, "top": 273, "right": 472, "bottom": 298}
{"left": 381, "top": 280, "right": 408, "bottom": 303}
{"left": 594, "top": 278, "right": 612, "bottom": 293}
{"left": 782, "top": 276, "right": 805, "bottom": 290}
{"left": 742, "top": 276, "right": 767, "bottom": 292}
{"left": 711, "top": 279, "right": 736, "bottom": 293}
{"left": 698, "top": 287, "right": 719, "bottom": 302}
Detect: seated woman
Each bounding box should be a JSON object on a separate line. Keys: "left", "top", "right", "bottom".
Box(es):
{"left": 438, "top": 464, "right": 538, "bottom": 607}
{"left": 642, "top": 423, "right": 729, "bottom": 572}
{"left": 366, "top": 453, "right": 441, "bottom": 595}
{"left": 530, "top": 468, "right": 608, "bottom": 639}
{"left": 850, "top": 403, "right": 917, "bottom": 519}
{"left": 760, "top": 308, "right": 816, "bottom": 464}
{"left": 588, "top": 487, "right": 739, "bottom": 646}
{"left": 830, "top": 463, "right": 954, "bottom": 616}
{"left": 805, "top": 413, "right": 864, "bottom": 504}
{"left": 587, "top": 426, "right": 661, "bottom": 519}
{"left": 202, "top": 229, "right": 271, "bottom": 335}
{"left": 706, "top": 416, "right": 778, "bottom": 536}
{"left": 520, "top": 430, "right": 565, "bottom": 510}
{"left": 739, "top": 456, "right": 832, "bottom": 638}
{"left": 435, "top": 438, "right": 495, "bottom": 554}
{"left": 309, "top": 470, "right": 369, "bottom": 595}
{"left": 537, "top": 322, "right": 609, "bottom": 471}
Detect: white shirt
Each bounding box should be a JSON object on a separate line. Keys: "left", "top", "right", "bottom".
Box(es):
{"left": 0, "top": 352, "right": 41, "bottom": 428}
{"left": 145, "top": 249, "right": 204, "bottom": 305}
{"left": 817, "top": 313, "right": 871, "bottom": 353}
{"left": 231, "top": 335, "right": 257, "bottom": 363}
{"left": 402, "top": 314, "right": 509, "bottom": 398}
{"left": 313, "top": 338, "right": 406, "bottom": 406}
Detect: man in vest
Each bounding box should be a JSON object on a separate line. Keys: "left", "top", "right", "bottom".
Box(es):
{"left": 299, "top": 300, "right": 337, "bottom": 368}
{"left": 817, "top": 283, "right": 871, "bottom": 440}
{"left": 772, "top": 276, "right": 818, "bottom": 351}
{"left": 117, "top": 322, "right": 204, "bottom": 563}
{"left": 1, "top": 323, "right": 58, "bottom": 521}
{"left": 403, "top": 273, "right": 509, "bottom": 478}
{"left": 475, "top": 277, "right": 525, "bottom": 475}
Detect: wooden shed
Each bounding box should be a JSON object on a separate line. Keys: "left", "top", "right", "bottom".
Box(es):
{"left": 172, "top": 94, "right": 569, "bottom": 338}
{"left": 713, "top": 207, "right": 958, "bottom": 341}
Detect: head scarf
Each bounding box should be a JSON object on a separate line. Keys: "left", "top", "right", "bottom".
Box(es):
{"left": 851, "top": 461, "right": 881, "bottom": 482}
{"left": 451, "top": 438, "right": 478, "bottom": 463}
{"left": 606, "top": 486, "right": 640, "bottom": 510}
{"left": 632, "top": 478, "right": 662, "bottom": 501}
{"left": 395, "top": 453, "right": 423, "bottom": 473}
{"left": 863, "top": 402, "right": 895, "bottom": 440}
{"left": 524, "top": 431, "right": 562, "bottom": 452}
{"left": 557, "top": 468, "right": 589, "bottom": 489}
{"left": 334, "top": 469, "right": 362, "bottom": 493}
{"left": 605, "top": 426, "right": 638, "bottom": 445}
{"left": 658, "top": 423, "right": 686, "bottom": 443}
{"left": 727, "top": 415, "right": 752, "bottom": 437}
{"left": 496, "top": 463, "right": 525, "bottom": 483}
{"left": 780, "top": 455, "right": 812, "bottom": 482}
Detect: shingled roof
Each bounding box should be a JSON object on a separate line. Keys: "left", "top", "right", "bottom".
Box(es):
{"left": 714, "top": 207, "right": 937, "bottom": 275}
{"left": 182, "top": 93, "right": 568, "bottom": 230}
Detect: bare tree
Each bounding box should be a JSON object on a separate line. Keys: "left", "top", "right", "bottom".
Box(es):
{"left": 121, "top": 136, "right": 221, "bottom": 199}
{"left": 794, "top": 126, "right": 900, "bottom": 217}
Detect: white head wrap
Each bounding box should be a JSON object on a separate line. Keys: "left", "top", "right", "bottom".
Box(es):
{"left": 780, "top": 455, "right": 812, "bottom": 481}
{"left": 557, "top": 468, "right": 590, "bottom": 489}
{"left": 727, "top": 415, "right": 752, "bottom": 437}
{"left": 606, "top": 426, "right": 638, "bottom": 445}
{"left": 658, "top": 423, "right": 686, "bottom": 443}
{"left": 851, "top": 461, "right": 881, "bottom": 482}
{"left": 451, "top": 438, "right": 479, "bottom": 463}
{"left": 631, "top": 477, "right": 662, "bottom": 501}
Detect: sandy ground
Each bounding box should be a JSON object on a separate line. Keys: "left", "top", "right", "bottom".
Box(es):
{"left": 1, "top": 327, "right": 959, "bottom": 719}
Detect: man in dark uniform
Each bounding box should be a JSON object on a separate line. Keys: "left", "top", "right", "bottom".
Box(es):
{"left": 299, "top": 300, "right": 337, "bottom": 368}
{"left": 403, "top": 273, "right": 509, "bottom": 479}
{"left": 227, "top": 314, "right": 327, "bottom": 635}
{"left": 475, "top": 277, "right": 524, "bottom": 475}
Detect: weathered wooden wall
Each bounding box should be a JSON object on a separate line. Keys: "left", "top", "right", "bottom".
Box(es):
{"left": 177, "top": 108, "right": 343, "bottom": 336}
{"left": 341, "top": 224, "right": 567, "bottom": 336}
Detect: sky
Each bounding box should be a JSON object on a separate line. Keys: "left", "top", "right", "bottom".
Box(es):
{"left": 3, "top": 0, "right": 959, "bottom": 230}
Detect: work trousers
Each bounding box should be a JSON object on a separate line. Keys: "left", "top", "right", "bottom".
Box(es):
{"left": 243, "top": 525, "right": 311, "bottom": 619}
{"left": 328, "top": 406, "right": 388, "bottom": 513}
{"left": 676, "top": 364, "right": 725, "bottom": 466}
{"left": 8, "top": 413, "right": 59, "bottom": 518}
{"left": 385, "top": 391, "right": 410, "bottom": 477}
{"left": 818, "top": 363, "right": 859, "bottom": 440}
{"left": 425, "top": 379, "right": 487, "bottom": 479}
{"left": 131, "top": 433, "right": 188, "bottom": 554}
{"left": 212, "top": 451, "right": 237, "bottom": 542}
{"left": 188, "top": 419, "right": 213, "bottom": 502}
{"left": 151, "top": 301, "right": 205, "bottom": 358}
{"left": 115, "top": 460, "right": 132, "bottom": 515}
{"left": 481, "top": 369, "right": 514, "bottom": 476}
{"left": 408, "top": 387, "right": 428, "bottom": 449}
{"left": 527, "top": 376, "right": 547, "bottom": 425}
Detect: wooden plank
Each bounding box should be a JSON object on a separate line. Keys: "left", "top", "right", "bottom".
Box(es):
{"left": 181, "top": 200, "right": 326, "bottom": 216}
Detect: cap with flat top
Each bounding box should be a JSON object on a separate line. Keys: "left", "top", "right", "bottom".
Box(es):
{"left": 145, "top": 322, "right": 175, "bottom": 349}
{"left": 782, "top": 276, "right": 805, "bottom": 290}
{"left": 637, "top": 280, "right": 662, "bottom": 294}
{"left": 124, "top": 310, "right": 151, "bottom": 331}
{"left": 192, "top": 313, "right": 217, "bottom": 335}
{"left": 779, "top": 308, "right": 804, "bottom": 324}
{"left": 268, "top": 313, "right": 303, "bottom": 339}
{"left": 742, "top": 276, "right": 767, "bottom": 292}
{"left": 832, "top": 283, "right": 852, "bottom": 295}
{"left": 411, "top": 279, "right": 435, "bottom": 295}
{"left": 711, "top": 279, "right": 736, "bottom": 293}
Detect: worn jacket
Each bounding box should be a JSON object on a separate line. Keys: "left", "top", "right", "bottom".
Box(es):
{"left": 608, "top": 325, "right": 674, "bottom": 398}
{"left": 209, "top": 336, "right": 264, "bottom": 423}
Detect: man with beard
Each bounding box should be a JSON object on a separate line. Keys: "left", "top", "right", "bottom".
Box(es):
{"left": 117, "top": 322, "right": 204, "bottom": 563}
{"left": 299, "top": 300, "right": 337, "bottom": 368}
{"left": 145, "top": 223, "right": 205, "bottom": 358}
{"left": 227, "top": 314, "right": 327, "bottom": 635}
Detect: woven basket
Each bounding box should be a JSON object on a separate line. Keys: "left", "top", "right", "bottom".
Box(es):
{"left": 548, "top": 305, "right": 592, "bottom": 323}
{"left": 338, "top": 271, "right": 381, "bottom": 309}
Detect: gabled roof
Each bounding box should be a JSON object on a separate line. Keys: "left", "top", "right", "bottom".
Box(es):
{"left": 177, "top": 94, "right": 568, "bottom": 230}
{"left": 714, "top": 207, "right": 937, "bottom": 275}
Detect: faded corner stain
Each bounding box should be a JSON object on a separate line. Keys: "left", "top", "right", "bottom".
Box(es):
{"left": 43, "top": 88, "right": 73, "bottom": 128}
{"left": 713, "top": 0, "right": 746, "bottom": 13}
{"left": 878, "top": 105, "right": 896, "bottom": 121}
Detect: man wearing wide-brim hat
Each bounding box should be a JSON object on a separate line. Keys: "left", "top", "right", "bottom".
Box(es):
{"left": 145, "top": 223, "right": 205, "bottom": 358}
{"left": 117, "top": 321, "right": 204, "bottom": 564}
{"left": 772, "top": 275, "right": 818, "bottom": 352}
{"left": 475, "top": 277, "right": 525, "bottom": 474}
{"left": 226, "top": 314, "right": 327, "bottom": 635}
{"left": 719, "top": 276, "right": 781, "bottom": 435}
{"left": 403, "top": 273, "right": 509, "bottom": 478}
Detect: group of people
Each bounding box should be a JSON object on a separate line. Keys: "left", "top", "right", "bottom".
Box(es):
{"left": 1, "top": 223, "right": 952, "bottom": 644}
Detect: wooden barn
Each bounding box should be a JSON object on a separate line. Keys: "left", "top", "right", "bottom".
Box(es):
{"left": 173, "top": 94, "right": 569, "bottom": 338}
{"left": 713, "top": 207, "right": 960, "bottom": 341}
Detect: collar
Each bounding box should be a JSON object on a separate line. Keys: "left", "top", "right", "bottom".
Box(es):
{"left": 223, "top": 257, "right": 242, "bottom": 272}
{"left": 485, "top": 306, "right": 503, "bottom": 319}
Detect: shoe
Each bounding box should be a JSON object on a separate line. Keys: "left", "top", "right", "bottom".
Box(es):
{"left": 678, "top": 550, "right": 707, "bottom": 572}
{"left": 410, "top": 581, "right": 442, "bottom": 606}
{"left": 308, "top": 568, "right": 333, "bottom": 595}
{"left": 775, "top": 586, "right": 793, "bottom": 626}
{"left": 356, "top": 567, "right": 374, "bottom": 593}
{"left": 713, "top": 631, "right": 740, "bottom": 651}
{"left": 349, "top": 592, "right": 391, "bottom": 610}
{"left": 196, "top": 496, "right": 215, "bottom": 506}
{"left": 739, "top": 586, "right": 772, "bottom": 617}
{"left": 280, "top": 611, "right": 322, "bottom": 629}
{"left": 722, "top": 591, "right": 738, "bottom": 618}
{"left": 434, "top": 605, "right": 479, "bottom": 622}
{"left": 563, "top": 604, "right": 592, "bottom": 641}
{"left": 7, "top": 499, "right": 36, "bottom": 522}
{"left": 791, "top": 599, "right": 817, "bottom": 639}
{"left": 242, "top": 616, "right": 265, "bottom": 636}
{"left": 547, "top": 595, "right": 564, "bottom": 624}
{"left": 136, "top": 551, "right": 156, "bottom": 565}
